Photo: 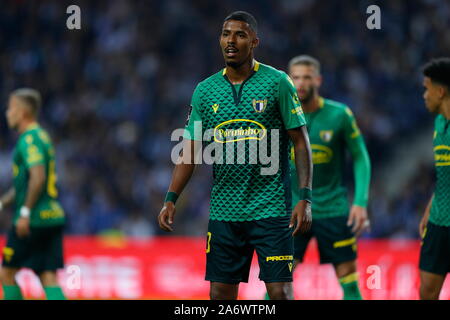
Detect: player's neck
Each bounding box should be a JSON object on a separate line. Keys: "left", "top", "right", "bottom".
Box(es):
{"left": 18, "top": 119, "right": 38, "bottom": 134}
{"left": 225, "top": 58, "right": 255, "bottom": 84}
{"left": 440, "top": 98, "right": 450, "bottom": 120}
{"left": 301, "top": 95, "right": 321, "bottom": 114}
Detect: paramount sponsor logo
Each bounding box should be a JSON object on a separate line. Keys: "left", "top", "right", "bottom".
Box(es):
{"left": 214, "top": 119, "right": 266, "bottom": 143}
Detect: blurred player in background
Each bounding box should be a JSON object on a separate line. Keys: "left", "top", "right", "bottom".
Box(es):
{"left": 158, "top": 11, "right": 313, "bottom": 300}
{"left": 0, "top": 89, "right": 66, "bottom": 300}
{"left": 419, "top": 57, "right": 450, "bottom": 300}
{"left": 288, "top": 55, "right": 371, "bottom": 300}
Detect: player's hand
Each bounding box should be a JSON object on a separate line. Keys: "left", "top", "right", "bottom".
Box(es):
{"left": 347, "top": 205, "right": 370, "bottom": 237}
{"left": 16, "top": 217, "right": 30, "bottom": 238}
{"left": 419, "top": 213, "right": 429, "bottom": 238}
{"left": 289, "top": 200, "right": 312, "bottom": 236}
{"left": 419, "top": 196, "right": 432, "bottom": 237}
{"left": 419, "top": 215, "right": 428, "bottom": 238}
{"left": 158, "top": 202, "right": 176, "bottom": 232}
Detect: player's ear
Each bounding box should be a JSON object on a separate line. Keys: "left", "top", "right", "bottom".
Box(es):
{"left": 22, "top": 103, "right": 35, "bottom": 119}
{"left": 316, "top": 74, "right": 323, "bottom": 88}
{"left": 438, "top": 85, "right": 448, "bottom": 100}
{"left": 252, "top": 37, "right": 259, "bottom": 49}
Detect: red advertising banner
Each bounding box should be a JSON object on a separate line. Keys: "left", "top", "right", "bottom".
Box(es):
{"left": 0, "top": 236, "right": 449, "bottom": 300}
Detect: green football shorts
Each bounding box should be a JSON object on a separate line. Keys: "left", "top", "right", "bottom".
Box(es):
{"left": 205, "top": 216, "right": 294, "bottom": 284}
{"left": 294, "top": 215, "right": 357, "bottom": 264}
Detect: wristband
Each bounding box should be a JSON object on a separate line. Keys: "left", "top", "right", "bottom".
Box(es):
{"left": 164, "top": 191, "right": 179, "bottom": 204}
{"left": 298, "top": 188, "right": 312, "bottom": 203}
{"left": 20, "top": 206, "right": 30, "bottom": 218}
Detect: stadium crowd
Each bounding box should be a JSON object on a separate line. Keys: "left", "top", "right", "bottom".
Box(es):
{"left": 0, "top": 0, "right": 449, "bottom": 238}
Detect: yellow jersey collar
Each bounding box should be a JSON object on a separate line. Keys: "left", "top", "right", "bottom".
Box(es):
{"left": 318, "top": 97, "right": 325, "bottom": 108}
{"left": 222, "top": 60, "right": 260, "bottom": 75}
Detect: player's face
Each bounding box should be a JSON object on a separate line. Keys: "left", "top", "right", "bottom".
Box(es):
{"left": 6, "top": 95, "right": 24, "bottom": 129}
{"left": 423, "top": 77, "right": 443, "bottom": 114}
{"left": 289, "top": 64, "right": 321, "bottom": 103}
{"left": 220, "top": 20, "right": 258, "bottom": 68}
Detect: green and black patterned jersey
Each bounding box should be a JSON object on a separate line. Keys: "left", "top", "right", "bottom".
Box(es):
{"left": 12, "top": 123, "right": 65, "bottom": 227}
{"left": 184, "top": 61, "right": 306, "bottom": 222}
{"left": 290, "top": 98, "right": 371, "bottom": 218}
{"left": 430, "top": 114, "right": 450, "bottom": 227}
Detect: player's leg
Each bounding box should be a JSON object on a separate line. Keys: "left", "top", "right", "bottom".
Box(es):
{"left": 264, "top": 267, "right": 297, "bottom": 299}
{"left": 263, "top": 223, "right": 311, "bottom": 300}
{"left": 418, "top": 222, "right": 449, "bottom": 300}
{"left": 333, "top": 260, "right": 362, "bottom": 300}
{"left": 419, "top": 271, "right": 445, "bottom": 300}
{"left": 315, "top": 216, "right": 362, "bottom": 300}
{"left": 265, "top": 282, "right": 293, "bottom": 300}
{"left": 210, "top": 282, "right": 239, "bottom": 300}
{"left": 38, "top": 271, "right": 66, "bottom": 300}
{"left": 262, "top": 224, "right": 310, "bottom": 300}
{"left": 0, "top": 267, "right": 20, "bottom": 285}
{"left": 264, "top": 283, "right": 294, "bottom": 300}
{"left": 1, "top": 226, "right": 31, "bottom": 300}
{"left": 34, "top": 226, "right": 66, "bottom": 300}
{"left": 253, "top": 216, "right": 294, "bottom": 300}
{"left": 334, "top": 260, "right": 356, "bottom": 277}
{"left": 205, "top": 220, "right": 253, "bottom": 300}
{"left": 0, "top": 267, "right": 23, "bottom": 300}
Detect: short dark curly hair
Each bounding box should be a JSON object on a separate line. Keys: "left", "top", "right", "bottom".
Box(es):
{"left": 224, "top": 11, "right": 257, "bottom": 34}
{"left": 423, "top": 57, "right": 450, "bottom": 90}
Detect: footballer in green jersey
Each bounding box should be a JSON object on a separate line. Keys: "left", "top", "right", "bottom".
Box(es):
{"left": 419, "top": 58, "right": 450, "bottom": 300}
{"left": 0, "top": 88, "right": 65, "bottom": 300}
{"left": 158, "top": 11, "right": 313, "bottom": 300}
{"left": 288, "top": 56, "right": 371, "bottom": 300}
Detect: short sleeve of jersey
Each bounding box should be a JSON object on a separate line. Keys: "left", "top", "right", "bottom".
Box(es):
{"left": 278, "top": 73, "right": 306, "bottom": 130}
{"left": 19, "top": 135, "right": 45, "bottom": 169}
{"left": 342, "top": 107, "right": 362, "bottom": 141}
{"left": 183, "top": 84, "right": 203, "bottom": 141}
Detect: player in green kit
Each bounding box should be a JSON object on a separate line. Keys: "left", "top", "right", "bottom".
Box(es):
{"left": 0, "top": 88, "right": 66, "bottom": 300}
{"left": 418, "top": 58, "right": 450, "bottom": 300}
{"left": 288, "top": 56, "right": 371, "bottom": 300}
{"left": 158, "top": 12, "right": 313, "bottom": 300}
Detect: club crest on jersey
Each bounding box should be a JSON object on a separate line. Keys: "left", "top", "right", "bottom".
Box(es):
{"left": 292, "top": 93, "right": 300, "bottom": 105}
{"left": 211, "top": 103, "right": 219, "bottom": 113}
{"left": 252, "top": 99, "right": 268, "bottom": 113}
{"left": 320, "top": 130, "right": 333, "bottom": 142}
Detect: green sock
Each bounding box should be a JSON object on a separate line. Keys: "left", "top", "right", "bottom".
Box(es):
{"left": 2, "top": 285, "right": 24, "bottom": 300}
{"left": 339, "top": 273, "right": 363, "bottom": 300}
{"left": 264, "top": 292, "right": 270, "bottom": 300}
{"left": 44, "top": 286, "right": 66, "bottom": 300}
